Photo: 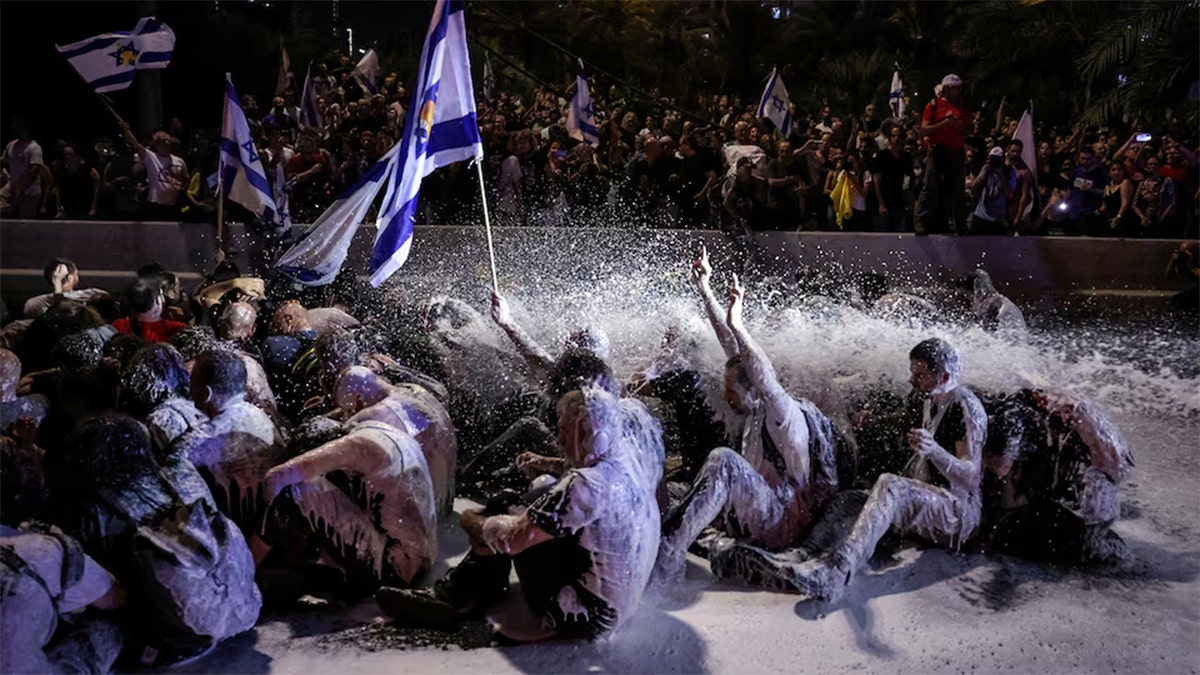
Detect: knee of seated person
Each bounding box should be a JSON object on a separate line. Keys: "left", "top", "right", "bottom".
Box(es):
{"left": 701, "top": 447, "right": 739, "bottom": 473}
{"left": 874, "top": 472, "right": 905, "bottom": 495}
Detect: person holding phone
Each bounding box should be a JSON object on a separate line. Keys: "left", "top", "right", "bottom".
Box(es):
{"left": 1064, "top": 146, "right": 1109, "bottom": 234}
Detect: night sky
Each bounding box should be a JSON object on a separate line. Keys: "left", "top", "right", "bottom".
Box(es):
{"left": 0, "top": 1, "right": 431, "bottom": 150}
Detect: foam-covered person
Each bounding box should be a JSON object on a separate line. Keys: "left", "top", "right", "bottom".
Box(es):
{"left": 966, "top": 268, "right": 1027, "bottom": 338}
{"left": 375, "top": 388, "right": 661, "bottom": 642}
{"left": 981, "top": 387, "right": 1134, "bottom": 564}
{"left": 122, "top": 343, "right": 206, "bottom": 454}
{"left": 174, "top": 349, "right": 286, "bottom": 550}
{"left": 261, "top": 300, "right": 320, "bottom": 423}
{"left": 782, "top": 338, "right": 986, "bottom": 601}
{"left": 260, "top": 399, "right": 439, "bottom": 590}
{"left": 55, "top": 414, "right": 261, "bottom": 666}
{"left": 654, "top": 249, "right": 842, "bottom": 583}
{"left": 1, "top": 347, "right": 48, "bottom": 435}
{"left": 0, "top": 525, "right": 124, "bottom": 674}
{"left": 330, "top": 365, "right": 457, "bottom": 516}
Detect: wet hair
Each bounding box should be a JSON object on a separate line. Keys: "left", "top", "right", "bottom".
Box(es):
{"left": 124, "top": 278, "right": 162, "bottom": 315}
{"left": 171, "top": 325, "right": 218, "bottom": 361}
{"left": 66, "top": 413, "right": 156, "bottom": 491}
{"left": 53, "top": 331, "right": 104, "bottom": 371}
{"left": 909, "top": 338, "right": 962, "bottom": 381}
{"left": 43, "top": 258, "right": 77, "bottom": 286}
{"left": 315, "top": 328, "right": 361, "bottom": 374}
{"left": 102, "top": 333, "right": 147, "bottom": 367}
{"left": 192, "top": 348, "right": 246, "bottom": 400}
{"left": 123, "top": 343, "right": 191, "bottom": 414}
{"left": 724, "top": 355, "right": 753, "bottom": 391}
{"left": 565, "top": 326, "right": 611, "bottom": 361}
{"left": 137, "top": 262, "right": 176, "bottom": 293}
{"left": 548, "top": 348, "right": 619, "bottom": 402}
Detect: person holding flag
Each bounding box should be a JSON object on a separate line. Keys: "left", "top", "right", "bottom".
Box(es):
{"left": 566, "top": 59, "right": 598, "bottom": 147}
{"left": 889, "top": 65, "right": 906, "bottom": 120}
{"left": 757, "top": 67, "right": 791, "bottom": 137}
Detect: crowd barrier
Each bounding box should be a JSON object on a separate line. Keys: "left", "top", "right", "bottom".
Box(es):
{"left": 0, "top": 219, "right": 1188, "bottom": 310}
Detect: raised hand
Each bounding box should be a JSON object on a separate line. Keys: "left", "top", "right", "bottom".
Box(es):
{"left": 490, "top": 289, "right": 513, "bottom": 327}
{"left": 727, "top": 272, "right": 745, "bottom": 327}
{"left": 691, "top": 245, "right": 712, "bottom": 285}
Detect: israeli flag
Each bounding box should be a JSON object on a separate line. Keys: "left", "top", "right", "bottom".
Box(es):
{"left": 221, "top": 75, "right": 276, "bottom": 224}
{"left": 299, "top": 62, "right": 324, "bottom": 129}
{"left": 352, "top": 49, "right": 381, "bottom": 95}
{"left": 55, "top": 17, "right": 175, "bottom": 93}
{"left": 482, "top": 54, "right": 495, "bottom": 102}
{"left": 369, "top": 0, "right": 483, "bottom": 287}
{"left": 275, "top": 145, "right": 400, "bottom": 286}
{"left": 757, "top": 67, "right": 791, "bottom": 137}
{"left": 567, "top": 60, "right": 599, "bottom": 147}
{"left": 889, "top": 66, "right": 906, "bottom": 118}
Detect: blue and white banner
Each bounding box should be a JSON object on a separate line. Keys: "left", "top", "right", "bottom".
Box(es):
{"left": 275, "top": 144, "right": 400, "bottom": 286}
{"left": 567, "top": 59, "right": 598, "bottom": 147}
{"left": 757, "top": 67, "right": 791, "bottom": 137}
{"left": 482, "top": 54, "right": 495, "bottom": 102}
{"left": 221, "top": 75, "right": 276, "bottom": 224}
{"left": 889, "top": 66, "right": 905, "bottom": 119}
{"left": 352, "top": 49, "right": 381, "bottom": 95}
{"left": 55, "top": 17, "right": 175, "bottom": 93}
{"left": 369, "top": 0, "right": 483, "bottom": 287}
{"left": 299, "top": 62, "right": 324, "bottom": 129}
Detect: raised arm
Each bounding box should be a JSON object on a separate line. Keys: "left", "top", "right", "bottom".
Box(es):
{"left": 115, "top": 118, "right": 148, "bottom": 159}
{"left": 491, "top": 290, "right": 556, "bottom": 379}
{"left": 691, "top": 245, "right": 738, "bottom": 359}
{"left": 725, "top": 273, "right": 792, "bottom": 418}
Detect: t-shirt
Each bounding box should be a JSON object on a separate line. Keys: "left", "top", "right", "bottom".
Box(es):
{"left": 112, "top": 317, "right": 187, "bottom": 343}
{"left": 139, "top": 151, "right": 188, "bottom": 207}
{"left": 2, "top": 139, "right": 44, "bottom": 197}
{"left": 524, "top": 440, "right": 660, "bottom": 639}
{"left": 872, "top": 149, "right": 915, "bottom": 208}
{"left": 922, "top": 98, "right": 969, "bottom": 151}
{"left": 1066, "top": 164, "right": 1109, "bottom": 217}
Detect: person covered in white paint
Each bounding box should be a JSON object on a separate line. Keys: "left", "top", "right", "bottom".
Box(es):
{"left": 375, "top": 388, "right": 661, "bottom": 642}
{"left": 0, "top": 525, "right": 124, "bottom": 674}
{"left": 782, "top": 338, "right": 986, "bottom": 601}
{"left": 655, "top": 247, "right": 842, "bottom": 583}
{"left": 329, "top": 365, "right": 457, "bottom": 517}
{"left": 981, "top": 387, "right": 1134, "bottom": 565}
{"left": 965, "top": 268, "right": 1027, "bottom": 338}
{"left": 121, "top": 343, "right": 207, "bottom": 455}
{"left": 260, "top": 403, "right": 439, "bottom": 589}
{"left": 174, "top": 349, "right": 286, "bottom": 550}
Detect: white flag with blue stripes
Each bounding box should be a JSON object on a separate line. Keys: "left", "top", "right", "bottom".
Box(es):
{"left": 352, "top": 49, "right": 381, "bottom": 95}
{"left": 299, "top": 62, "right": 324, "bottom": 129}
{"left": 889, "top": 67, "right": 906, "bottom": 119}
{"left": 221, "top": 75, "right": 276, "bottom": 224}
{"left": 567, "top": 60, "right": 598, "bottom": 147}
{"left": 369, "top": 0, "right": 483, "bottom": 287}
{"left": 275, "top": 144, "right": 400, "bottom": 286}
{"left": 757, "top": 67, "right": 791, "bottom": 137}
{"left": 55, "top": 17, "right": 174, "bottom": 93}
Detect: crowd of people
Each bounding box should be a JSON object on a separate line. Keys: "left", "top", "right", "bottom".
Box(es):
{"left": 0, "top": 236, "right": 1140, "bottom": 669}
{"left": 2, "top": 57, "right": 1197, "bottom": 240}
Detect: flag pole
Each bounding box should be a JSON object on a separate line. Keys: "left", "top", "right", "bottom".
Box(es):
{"left": 474, "top": 160, "right": 499, "bottom": 291}
{"left": 216, "top": 73, "right": 230, "bottom": 259}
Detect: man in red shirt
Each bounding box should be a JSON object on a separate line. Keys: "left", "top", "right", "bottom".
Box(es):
{"left": 112, "top": 278, "right": 187, "bottom": 343}
{"left": 916, "top": 74, "right": 972, "bottom": 235}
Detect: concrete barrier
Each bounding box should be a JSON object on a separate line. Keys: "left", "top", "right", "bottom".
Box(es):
{"left": 0, "top": 219, "right": 1189, "bottom": 312}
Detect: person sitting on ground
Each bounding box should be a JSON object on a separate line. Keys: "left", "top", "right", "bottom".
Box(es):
{"left": 261, "top": 300, "right": 321, "bottom": 423}
{"left": 56, "top": 414, "right": 261, "bottom": 666}
{"left": 781, "top": 338, "right": 986, "bottom": 601}
{"left": 1, "top": 347, "right": 49, "bottom": 435}
{"left": 101, "top": 332, "right": 147, "bottom": 368}
{"left": 0, "top": 525, "right": 124, "bottom": 674}
{"left": 22, "top": 259, "right": 109, "bottom": 320}
{"left": 981, "top": 387, "right": 1134, "bottom": 565}
{"left": 112, "top": 278, "right": 187, "bottom": 343}
{"left": 179, "top": 316, "right": 278, "bottom": 423}
{"left": 855, "top": 272, "right": 941, "bottom": 327}
{"left": 122, "top": 343, "right": 206, "bottom": 454}
{"left": 655, "top": 248, "right": 842, "bottom": 584}
{"left": 375, "top": 387, "right": 661, "bottom": 643}
{"left": 215, "top": 301, "right": 279, "bottom": 421}
{"left": 330, "top": 365, "right": 458, "bottom": 517}
{"left": 966, "top": 268, "right": 1027, "bottom": 338}
{"left": 260, "top": 400, "right": 438, "bottom": 592}
{"left": 173, "top": 349, "right": 286, "bottom": 552}
{"left": 2, "top": 417, "right": 47, "bottom": 524}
